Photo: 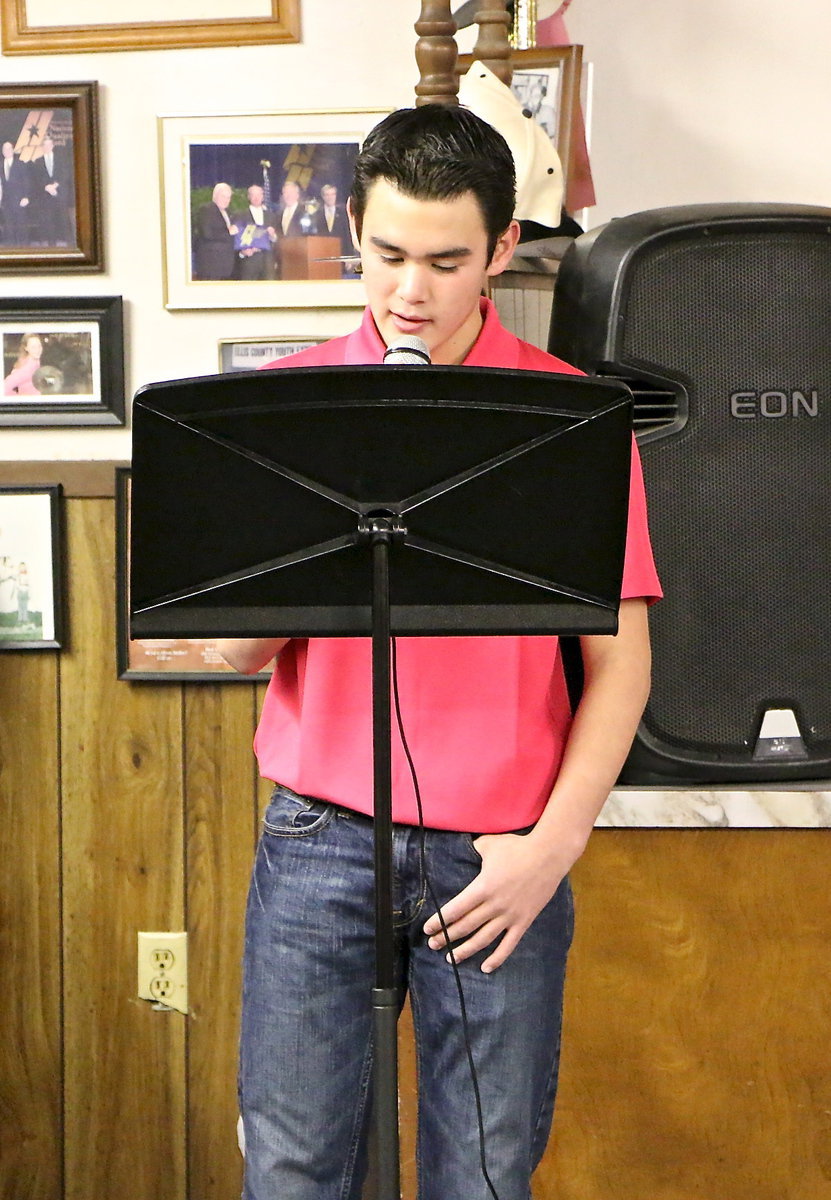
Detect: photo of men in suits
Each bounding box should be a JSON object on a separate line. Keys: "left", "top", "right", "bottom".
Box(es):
{"left": 232, "top": 184, "right": 278, "bottom": 280}
{"left": 185, "top": 138, "right": 363, "bottom": 284}
{"left": 276, "top": 179, "right": 310, "bottom": 238}
{"left": 0, "top": 140, "right": 31, "bottom": 245}
{"left": 317, "top": 183, "right": 353, "bottom": 255}
{"left": 274, "top": 178, "right": 318, "bottom": 278}
{"left": 30, "top": 137, "right": 75, "bottom": 247}
{"left": 193, "top": 182, "right": 238, "bottom": 280}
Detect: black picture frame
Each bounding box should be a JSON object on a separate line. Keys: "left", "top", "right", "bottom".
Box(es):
{"left": 115, "top": 467, "right": 272, "bottom": 681}
{"left": 0, "top": 81, "right": 103, "bottom": 273}
{"left": 0, "top": 295, "right": 125, "bottom": 426}
{"left": 0, "top": 483, "right": 64, "bottom": 650}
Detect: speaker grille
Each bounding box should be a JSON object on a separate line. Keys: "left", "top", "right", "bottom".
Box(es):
{"left": 620, "top": 229, "right": 831, "bottom": 759}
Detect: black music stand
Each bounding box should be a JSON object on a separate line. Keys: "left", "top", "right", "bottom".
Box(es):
{"left": 130, "top": 363, "right": 633, "bottom": 1200}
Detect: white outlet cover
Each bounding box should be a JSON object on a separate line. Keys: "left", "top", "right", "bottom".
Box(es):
{"left": 137, "top": 930, "right": 188, "bottom": 1015}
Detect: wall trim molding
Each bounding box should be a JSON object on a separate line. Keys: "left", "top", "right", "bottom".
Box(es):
{"left": 0, "top": 460, "right": 129, "bottom": 497}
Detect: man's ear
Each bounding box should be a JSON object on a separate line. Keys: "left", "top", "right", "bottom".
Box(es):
{"left": 346, "top": 198, "right": 361, "bottom": 248}
{"left": 486, "top": 219, "right": 521, "bottom": 278}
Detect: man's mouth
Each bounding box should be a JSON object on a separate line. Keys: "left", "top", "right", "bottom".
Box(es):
{"left": 391, "top": 312, "right": 428, "bottom": 331}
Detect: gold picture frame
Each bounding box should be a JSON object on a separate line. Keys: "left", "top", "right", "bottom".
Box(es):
{"left": 0, "top": 0, "right": 300, "bottom": 54}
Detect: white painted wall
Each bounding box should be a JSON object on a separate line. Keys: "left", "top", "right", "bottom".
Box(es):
{"left": 0, "top": 1, "right": 416, "bottom": 461}
{"left": 567, "top": 0, "right": 831, "bottom": 225}
{"left": 2, "top": 0, "right": 829, "bottom": 461}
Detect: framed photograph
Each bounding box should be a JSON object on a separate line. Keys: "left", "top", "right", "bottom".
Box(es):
{"left": 218, "top": 336, "right": 324, "bottom": 373}
{"left": 0, "top": 485, "right": 63, "bottom": 650}
{"left": 457, "top": 46, "right": 582, "bottom": 200}
{"left": 159, "top": 108, "right": 389, "bottom": 310}
{"left": 116, "top": 469, "right": 272, "bottom": 681}
{"left": 0, "top": 82, "right": 103, "bottom": 273}
{"left": 0, "top": 296, "right": 125, "bottom": 427}
{"left": 0, "top": 0, "right": 300, "bottom": 54}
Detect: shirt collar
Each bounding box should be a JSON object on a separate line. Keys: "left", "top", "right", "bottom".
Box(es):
{"left": 462, "top": 297, "right": 521, "bottom": 369}
{"left": 345, "top": 297, "right": 520, "bottom": 368}
{"left": 345, "top": 307, "right": 388, "bottom": 363}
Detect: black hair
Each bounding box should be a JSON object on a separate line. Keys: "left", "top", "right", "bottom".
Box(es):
{"left": 350, "top": 106, "right": 516, "bottom": 262}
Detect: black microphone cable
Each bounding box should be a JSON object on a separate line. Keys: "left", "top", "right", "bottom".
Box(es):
{"left": 384, "top": 335, "right": 501, "bottom": 1198}
{"left": 390, "top": 634, "right": 502, "bottom": 1200}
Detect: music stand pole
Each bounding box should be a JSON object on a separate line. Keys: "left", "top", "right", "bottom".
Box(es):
{"left": 365, "top": 514, "right": 403, "bottom": 1200}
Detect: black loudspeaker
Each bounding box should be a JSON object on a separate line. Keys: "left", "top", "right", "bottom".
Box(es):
{"left": 549, "top": 203, "right": 831, "bottom": 784}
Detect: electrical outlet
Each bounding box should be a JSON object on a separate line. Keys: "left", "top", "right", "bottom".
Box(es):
{"left": 137, "top": 931, "right": 188, "bottom": 1014}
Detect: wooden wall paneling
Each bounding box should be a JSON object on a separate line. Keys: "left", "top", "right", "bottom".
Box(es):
{"left": 254, "top": 681, "right": 275, "bottom": 821}
{"left": 60, "top": 496, "right": 187, "bottom": 1200}
{"left": 0, "top": 651, "right": 63, "bottom": 1199}
{"left": 7, "top": 467, "right": 827, "bottom": 1199}
{"left": 0, "top": 461, "right": 125, "bottom": 498}
{"left": 534, "top": 829, "right": 831, "bottom": 1200}
{"left": 397, "top": 1005, "right": 418, "bottom": 1197}
{"left": 184, "top": 682, "right": 263, "bottom": 1200}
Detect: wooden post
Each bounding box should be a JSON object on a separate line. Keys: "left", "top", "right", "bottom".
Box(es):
{"left": 414, "top": 0, "right": 459, "bottom": 106}
{"left": 471, "top": 0, "right": 512, "bottom": 85}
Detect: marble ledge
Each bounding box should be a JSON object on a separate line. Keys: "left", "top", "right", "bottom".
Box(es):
{"left": 597, "top": 787, "right": 831, "bottom": 829}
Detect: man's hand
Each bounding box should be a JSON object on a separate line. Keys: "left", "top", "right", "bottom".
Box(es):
{"left": 216, "top": 637, "right": 288, "bottom": 674}
{"left": 423, "top": 599, "right": 652, "bottom": 974}
{"left": 422, "top": 829, "right": 573, "bottom": 974}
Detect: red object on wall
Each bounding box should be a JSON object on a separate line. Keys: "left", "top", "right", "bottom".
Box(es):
{"left": 536, "top": 2, "right": 596, "bottom": 212}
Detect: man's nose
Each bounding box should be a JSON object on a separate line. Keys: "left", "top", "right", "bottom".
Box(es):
{"left": 396, "top": 262, "right": 429, "bottom": 304}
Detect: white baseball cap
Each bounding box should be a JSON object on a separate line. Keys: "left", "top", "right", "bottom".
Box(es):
{"left": 458, "top": 60, "right": 564, "bottom": 228}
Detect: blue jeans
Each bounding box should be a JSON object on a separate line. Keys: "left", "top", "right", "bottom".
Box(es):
{"left": 240, "top": 785, "right": 574, "bottom": 1200}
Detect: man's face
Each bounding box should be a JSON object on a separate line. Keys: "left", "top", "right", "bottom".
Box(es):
{"left": 2, "top": 142, "right": 13, "bottom": 158}
{"left": 248, "top": 186, "right": 264, "bottom": 206}
{"left": 321, "top": 185, "right": 337, "bottom": 207}
{"left": 282, "top": 181, "right": 300, "bottom": 206}
{"left": 215, "top": 185, "right": 232, "bottom": 209}
{"left": 353, "top": 178, "right": 518, "bottom": 366}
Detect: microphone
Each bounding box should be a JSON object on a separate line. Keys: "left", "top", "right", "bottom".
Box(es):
{"left": 383, "top": 335, "right": 431, "bottom": 365}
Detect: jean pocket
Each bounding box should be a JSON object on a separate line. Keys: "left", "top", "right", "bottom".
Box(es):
{"left": 466, "top": 822, "right": 535, "bottom": 859}
{"left": 462, "top": 833, "right": 484, "bottom": 862}
{"left": 262, "top": 785, "right": 335, "bottom": 838}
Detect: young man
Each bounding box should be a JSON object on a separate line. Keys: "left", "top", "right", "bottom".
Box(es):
{"left": 219, "top": 105, "right": 660, "bottom": 1200}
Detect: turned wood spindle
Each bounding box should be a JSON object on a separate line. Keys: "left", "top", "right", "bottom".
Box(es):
{"left": 471, "top": 0, "right": 512, "bottom": 85}
{"left": 414, "top": 0, "right": 459, "bottom": 106}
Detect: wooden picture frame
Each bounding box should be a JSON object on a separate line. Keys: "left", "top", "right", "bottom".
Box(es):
{"left": 0, "top": 296, "right": 125, "bottom": 427}
{"left": 0, "top": 0, "right": 300, "bottom": 54}
{"left": 0, "top": 81, "right": 103, "bottom": 273}
{"left": 115, "top": 468, "right": 272, "bottom": 681}
{"left": 457, "top": 45, "right": 582, "bottom": 201}
{"left": 159, "top": 108, "right": 388, "bottom": 310}
{"left": 0, "top": 484, "right": 63, "bottom": 650}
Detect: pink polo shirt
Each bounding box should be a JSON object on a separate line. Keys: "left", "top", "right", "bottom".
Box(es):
{"left": 253, "top": 300, "right": 661, "bottom": 833}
